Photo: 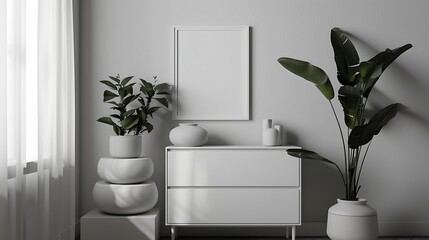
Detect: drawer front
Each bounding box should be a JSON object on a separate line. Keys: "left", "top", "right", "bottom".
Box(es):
{"left": 167, "top": 149, "right": 300, "bottom": 187}
{"left": 167, "top": 188, "right": 300, "bottom": 224}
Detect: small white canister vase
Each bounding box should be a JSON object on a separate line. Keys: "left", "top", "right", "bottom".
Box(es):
{"left": 327, "top": 198, "right": 378, "bottom": 240}
{"left": 97, "top": 157, "right": 154, "bottom": 184}
{"left": 263, "top": 128, "right": 278, "bottom": 146}
{"left": 169, "top": 123, "right": 208, "bottom": 147}
{"left": 93, "top": 181, "right": 158, "bottom": 215}
{"left": 109, "top": 135, "right": 142, "bottom": 158}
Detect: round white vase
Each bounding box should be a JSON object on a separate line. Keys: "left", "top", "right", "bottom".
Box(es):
{"left": 93, "top": 181, "right": 158, "bottom": 215}
{"left": 169, "top": 123, "right": 208, "bottom": 147}
{"left": 97, "top": 157, "right": 154, "bottom": 184}
{"left": 327, "top": 198, "right": 378, "bottom": 240}
{"left": 109, "top": 135, "right": 142, "bottom": 158}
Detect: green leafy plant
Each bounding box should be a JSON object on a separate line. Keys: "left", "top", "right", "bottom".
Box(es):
{"left": 134, "top": 76, "right": 172, "bottom": 134}
{"left": 97, "top": 75, "right": 171, "bottom": 135}
{"left": 278, "top": 27, "right": 412, "bottom": 200}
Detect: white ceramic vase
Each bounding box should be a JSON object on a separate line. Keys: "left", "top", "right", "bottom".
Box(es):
{"left": 263, "top": 127, "right": 278, "bottom": 146}
{"left": 169, "top": 123, "right": 208, "bottom": 147}
{"left": 97, "top": 157, "right": 154, "bottom": 184}
{"left": 93, "top": 181, "right": 158, "bottom": 215}
{"left": 109, "top": 135, "right": 142, "bottom": 158}
{"left": 262, "top": 119, "right": 279, "bottom": 146}
{"left": 327, "top": 198, "right": 378, "bottom": 240}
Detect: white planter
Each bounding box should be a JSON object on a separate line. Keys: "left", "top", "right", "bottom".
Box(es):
{"left": 97, "top": 157, "right": 154, "bottom": 184}
{"left": 327, "top": 198, "right": 378, "bottom": 240}
{"left": 93, "top": 181, "right": 158, "bottom": 215}
{"left": 169, "top": 123, "right": 208, "bottom": 147}
{"left": 109, "top": 135, "right": 142, "bottom": 158}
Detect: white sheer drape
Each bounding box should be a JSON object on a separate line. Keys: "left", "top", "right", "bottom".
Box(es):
{"left": 0, "top": 0, "right": 76, "bottom": 239}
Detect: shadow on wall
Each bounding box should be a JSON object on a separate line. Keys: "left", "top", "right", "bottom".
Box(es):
{"left": 204, "top": 134, "right": 231, "bottom": 145}
{"left": 366, "top": 88, "right": 429, "bottom": 129}
{"left": 301, "top": 158, "right": 343, "bottom": 222}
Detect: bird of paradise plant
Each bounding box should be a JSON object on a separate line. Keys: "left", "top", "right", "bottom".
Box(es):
{"left": 278, "top": 27, "right": 412, "bottom": 200}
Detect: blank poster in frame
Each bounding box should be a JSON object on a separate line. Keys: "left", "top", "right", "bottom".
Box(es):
{"left": 173, "top": 26, "right": 250, "bottom": 120}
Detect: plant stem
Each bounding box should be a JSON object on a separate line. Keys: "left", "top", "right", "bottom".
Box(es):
{"left": 351, "top": 97, "right": 368, "bottom": 199}
{"left": 356, "top": 140, "right": 372, "bottom": 188}
{"left": 329, "top": 101, "right": 349, "bottom": 198}
{"left": 353, "top": 147, "right": 361, "bottom": 198}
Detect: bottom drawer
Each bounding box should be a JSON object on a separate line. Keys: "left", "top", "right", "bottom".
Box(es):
{"left": 167, "top": 188, "right": 300, "bottom": 225}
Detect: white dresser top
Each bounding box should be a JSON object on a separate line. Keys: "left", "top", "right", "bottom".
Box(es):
{"left": 166, "top": 145, "right": 300, "bottom": 150}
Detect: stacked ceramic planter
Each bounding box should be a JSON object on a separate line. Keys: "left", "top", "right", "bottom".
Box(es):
{"left": 92, "top": 136, "right": 158, "bottom": 215}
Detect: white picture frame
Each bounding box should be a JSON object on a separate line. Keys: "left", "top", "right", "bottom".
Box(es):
{"left": 173, "top": 26, "right": 250, "bottom": 120}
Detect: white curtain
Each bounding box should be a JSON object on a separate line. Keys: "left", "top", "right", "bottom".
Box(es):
{"left": 0, "top": 0, "right": 76, "bottom": 239}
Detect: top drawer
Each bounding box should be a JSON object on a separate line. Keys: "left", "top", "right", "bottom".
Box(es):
{"left": 167, "top": 148, "right": 300, "bottom": 187}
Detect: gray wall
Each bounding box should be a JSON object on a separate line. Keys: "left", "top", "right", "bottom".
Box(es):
{"left": 79, "top": 0, "right": 429, "bottom": 236}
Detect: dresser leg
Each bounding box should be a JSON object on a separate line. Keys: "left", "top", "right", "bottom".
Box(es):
{"left": 291, "top": 226, "right": 296, "bottom": 240}
{"left": 171, "top": 226, "right": 176, "bottom": 240}
{"left": 286, "top": 226, "right": 289, "bottom": 238}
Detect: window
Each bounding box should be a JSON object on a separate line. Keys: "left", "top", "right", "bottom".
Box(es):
{"left": 6, "top": 0, "right": 39, "bottom": 165}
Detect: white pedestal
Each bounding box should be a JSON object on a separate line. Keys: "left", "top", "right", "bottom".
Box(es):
{"left": 81, "top": 208, "right": 159, "bottom": 240}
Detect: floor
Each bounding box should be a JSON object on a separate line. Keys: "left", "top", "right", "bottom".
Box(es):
{"left": 77, "top": 236, "right": 429, "bottom": 240}
{"left": 159, "top": 237, "right": 429, "bottom": 240}
{"left": 76, "top": 237, "right": 429, "bottom": 240}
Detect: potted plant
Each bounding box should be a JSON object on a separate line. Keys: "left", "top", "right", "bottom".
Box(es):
{"left": 278, "top": 27, "right": 412, "bottom": 240}
{"left": 97, "top": 75, "right": 171, "bottom": 158}
{"left": 93, "top": 75, "right": 170, "bottom": 215}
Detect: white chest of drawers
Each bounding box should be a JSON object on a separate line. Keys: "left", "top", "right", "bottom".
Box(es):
{"left": 165, "top": 146, "right": 301, "bottom": 239}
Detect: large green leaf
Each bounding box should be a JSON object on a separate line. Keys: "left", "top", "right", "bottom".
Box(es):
{"left": 287, "top": 149, "right": 337, "bottom": 165}
{"left": 338, "top": 86, "right": 362, "bottom": 129}
{"left": 121, "top": 76, "right": 134, "bottom": 86}
{"left": 122, "top": 115, "right": 139, "bottom": 130}
{"left": 109, "top": 76, "right": 120, "bottom": 83}
{"left": 144, "top": 122, "right": 153, "bottom": 133}
{"left": 110, "top": 114, "right": 120, "bottom": 119}
{"left": 123, "top": 83, "right": 135, "bottom": 95}
{"left": 138, "top": 96, "right": 145, "bottom": 106}
{"left": 154, "top": 83, "right": 172, "bottom": 92}
{"left": 331, "top": 27, "right": 360, "bottom": 86}
{"left": 100, "top": 80, "right": 117, "bottom": 90}
{"left": 103, "top": 90, "right": 118, "bottom": 102}
{"left": 348, "top": 103, "right": 402, "bottom": 149}
{"left": 380, "top": 44, "right": 413, "bottom": 72}
{"left": 140, "top": 79, "right": 155, "bottom": 96}
{"left": 155, "top": 97, "right": 169, "bottom": 108}
{"left": 122, "top": 95, "right": 138, "bottom": 106}
{"left": 278, "top": 57, "right": 334, "bottom": 100}
{"left": 140, "top": 78, "right": 154, "bottom": 90}
{"left": 124, "top": 109, "right": 135, "bottom": 118}
{"left": 118, "top": 88, "right": 127, "bottom": 99}
{"left": 113, "top": 125, "right": 122, "bottom": 135}
{"left": 147, "top": 107, "right": 161, "bottom": 117}
{"left": 138, "top": 109, "right": 147, "bottom": 121}
{"left": 287, "top": 149, "right": 345, "bottom": 185}
{"left": 97, "top": 117, "right": 118, "bottom": 127}
{"left": 360, "top": 44, "right": 412, "bottom": 98}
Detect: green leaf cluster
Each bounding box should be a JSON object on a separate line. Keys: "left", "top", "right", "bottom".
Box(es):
{"left": 97, "top": 75, "right": 172, "bottom": 136}
{"left": 278, "top": 27, "right": 412, "bottom": 200}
